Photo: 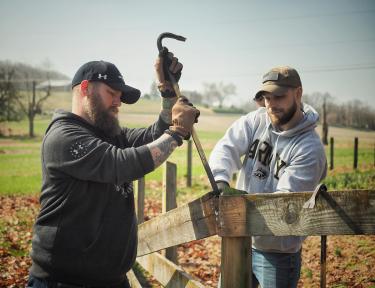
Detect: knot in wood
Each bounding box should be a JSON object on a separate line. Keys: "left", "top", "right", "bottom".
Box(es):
{"left": 283, "top": 202, "right": 299, "bottom": 224}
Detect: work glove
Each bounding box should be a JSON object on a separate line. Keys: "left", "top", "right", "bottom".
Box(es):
{"left": 170, "top": 96, "right": 200, "bottom": 140}
{"left": 216, "top": 181, "right": 230, "bottom": 195}
{"left": 155, "top": 47, "right": 183, "bottom": 98}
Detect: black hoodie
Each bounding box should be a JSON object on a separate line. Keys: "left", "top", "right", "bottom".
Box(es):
{"left": 30, "top": 110, "right": 169, "bottom": 285}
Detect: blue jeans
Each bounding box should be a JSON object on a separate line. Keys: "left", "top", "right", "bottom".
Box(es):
{"left": 252, "top": 248, "right": 301, "bottom": 288}
{"left": 218, "top": 248, "right": 301, "bottom": 288}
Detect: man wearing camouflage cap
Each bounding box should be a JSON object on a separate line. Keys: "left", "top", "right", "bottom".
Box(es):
{"left": 210, "top": 66, "right": 327, "bottom": 287}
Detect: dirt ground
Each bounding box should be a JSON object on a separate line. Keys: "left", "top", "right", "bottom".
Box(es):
{"left": 1, "top": 196, "right": 374, "bottom": 288}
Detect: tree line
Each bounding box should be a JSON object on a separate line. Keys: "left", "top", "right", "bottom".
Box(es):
{"left": 303, "top": 92, "right": 375, "bottom": 130}
{"left": 144, "top": 81, "right": 375, "bottom": 131}
{"left": 1, "top": 60, "right": 374, "bottom": 138}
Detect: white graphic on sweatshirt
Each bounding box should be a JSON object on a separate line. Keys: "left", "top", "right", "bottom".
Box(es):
{"left": 253, "top": 167, "right": 268, "bottom": 179}
{"left": 114, "top": 182, "right": 133, "bottom": 198}
{"left": 248, "top": 139, "right": 286, "bottom": 179}
{"left": 69, "top": 141, "right": 89, "bottom": 159}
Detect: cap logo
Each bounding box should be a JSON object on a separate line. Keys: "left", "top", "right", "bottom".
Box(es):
{"left": 263, "top": 71, "right": 279, "bottom": 83}
{"left": 98, "top": 74, "right": 108, "bottom": 80}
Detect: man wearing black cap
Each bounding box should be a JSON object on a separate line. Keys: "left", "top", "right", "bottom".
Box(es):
{"left": 27, "top": 51, "right": 199, "bottom": 287}
{"left": 210, "top": 66, "right": 327, "bottom": 288}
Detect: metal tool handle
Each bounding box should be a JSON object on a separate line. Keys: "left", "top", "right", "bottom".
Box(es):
{"left": 169, "top": 73, "right": 219, "bottom": 193}
{"left": 157, "top": 32, "right": 186, "bottom": 52}
{"left": 157, "top": 32, "right": 219, "bottom": 194}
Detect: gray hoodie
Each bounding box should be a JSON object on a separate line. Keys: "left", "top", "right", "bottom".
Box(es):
{"left": 209, "top": 104, "right": 327, "bottom": 253}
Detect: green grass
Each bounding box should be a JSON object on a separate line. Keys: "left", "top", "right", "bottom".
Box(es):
{"left": 0, "top": 113, "right": 374, "bottom": 196}
{"left": 302, "top": 267, "right": 313, "bottom": 279}
{"left": 326, "top": 146, "right": 374, "bottom": 168}
{"left": 325, "top": 170, "right": 375, "bottom": 189}
{"left": 2, "top": 117, "right": 51, "bottom": 138}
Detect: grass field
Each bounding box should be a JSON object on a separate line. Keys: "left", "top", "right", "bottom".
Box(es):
{"left": 0, "top": 98, "right": 375, "bottom": 196}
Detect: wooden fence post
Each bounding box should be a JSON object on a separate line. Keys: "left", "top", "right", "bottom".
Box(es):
{"left": 135, "top": 177, "right": 145, "bottom": 224}
{"left": 163, "top": 161, "right": 178, "bottom": 263}
{"left": 354, "top": 137, "right": 358, "bottom": 169}
{"left": 187, "top": 139, "right": 192, "bottom": 187}
{"left": 221, "top": 237, "right": 252, "bottom": 288}
{"left": 330, "top": 137, "right": 334, "bottom": 170}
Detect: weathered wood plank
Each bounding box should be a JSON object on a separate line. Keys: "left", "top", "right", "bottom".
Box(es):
{"left": 163, "top": 161, "right": 178, "bottom": 263}
{"left": 137, "top": 192, "right": 218, "bottom": 256}
{"left": 126, "top": 269, "right": 142, "bottom": 288}
{"left": 135, "top": 177, "right": 145, "bottom": 225}
{"left": 137, "top": 253, "right": 206, "bottom": 288}
{"left": 219, "top": 189, "right": 375, "bottom": 237}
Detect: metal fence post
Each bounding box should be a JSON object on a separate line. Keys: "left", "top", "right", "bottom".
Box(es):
{"left": 187, "top": 139, "right": 192, "bottom": 187}
{"left": 330, "top": 137, "right": 334, "bottom": 170}
{"left": 354, "top": 137, "right": 358, "bottom": 169}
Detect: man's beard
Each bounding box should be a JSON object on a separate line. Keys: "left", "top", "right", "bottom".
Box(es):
{"left": 84, "top": 90, "right": 121, "bottom": 137}
{"left": 268, "top": 99, "right": 297, "bottom": 127}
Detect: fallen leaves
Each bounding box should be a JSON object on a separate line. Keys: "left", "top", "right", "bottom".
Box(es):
{"left": 1, "top": 194, "right": 375, "bottom": 287}
{"left": 0, "top": 196, "right": 39, "bottom": 287}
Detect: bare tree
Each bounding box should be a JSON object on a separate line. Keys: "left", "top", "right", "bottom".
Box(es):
{"left": 0, "top": 62, "right": 23, "bottom": 125}
{"left": 150, "top": 81, "right": 159, "bottom": 99}
{"left": 202, "top": 81, "right": 236, "bottom": 108}
{"left": 181, "top": 90, "right": 203, "bottom": 105}
{"left": 15, "top": 72, "right": 51, "bottom": 137}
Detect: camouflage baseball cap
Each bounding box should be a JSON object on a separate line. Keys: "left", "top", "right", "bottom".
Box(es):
{"left": 254, "top": 66, "right": 302, "bottom": 100}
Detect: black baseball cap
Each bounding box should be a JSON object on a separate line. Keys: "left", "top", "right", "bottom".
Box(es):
{"left": 72, "top": 60, "right": 141, "bottom": 104}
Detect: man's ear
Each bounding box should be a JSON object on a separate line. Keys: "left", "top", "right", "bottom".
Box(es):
{"left": 80, "top": 80, "right": 89, "bottom": 96}
{"left": 296, "top": 86, "right": 303, "bottom": 100}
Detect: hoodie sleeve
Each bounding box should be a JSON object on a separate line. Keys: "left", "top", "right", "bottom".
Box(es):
{"left": 209, "top": 113, "right": 256, "bottom": 184}
{"left": 121, "top": 115, "right": 169, "bottom": 147}
{"left": 276, "top": 136, "right": 327, "bottom": 193}
{"left": 42, "top": 120, "right": 156, "bottom": 185}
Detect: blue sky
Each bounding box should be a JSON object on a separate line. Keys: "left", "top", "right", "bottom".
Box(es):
{"left": 1, "top": 0, "right": 374, "bottom": 107}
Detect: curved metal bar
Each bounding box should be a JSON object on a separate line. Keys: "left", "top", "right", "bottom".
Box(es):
{"left": 157, "top": 32, "right": 186, "bottom": 52}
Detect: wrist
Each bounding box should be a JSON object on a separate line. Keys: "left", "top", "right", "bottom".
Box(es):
{"left": 158, "top": 82, "right": 176, "bottom": 98}
{"left": 164, "top": 129, "right": 183, "bottom": 146}
{"left": 161, "top": 97, "right": 177, "bottom": 110}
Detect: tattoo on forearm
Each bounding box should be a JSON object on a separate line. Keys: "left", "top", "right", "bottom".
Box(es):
{"left": 147, "top": 133, "right": 178, "bottom": 168}
{"left": 160, "top": 97, "right": 177, "bottom": 124}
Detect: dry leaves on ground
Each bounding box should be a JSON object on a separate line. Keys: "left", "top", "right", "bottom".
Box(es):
{"left": 1, "top": 196, "right": 375, "bottom": 287}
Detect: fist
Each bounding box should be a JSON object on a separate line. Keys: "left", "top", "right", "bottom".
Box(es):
{"left": 170, "top": 96, "right": 200, "bottom": 139}
{"left": 155, "top": 48, "right": 183, "bottom": 98}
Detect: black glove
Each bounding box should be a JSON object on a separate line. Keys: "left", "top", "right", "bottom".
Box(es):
{"left": 155, "top": 47, "right": 183, "bottom": 98}
{"left": 159, "top": 47, "right": 182, "bottom": 82}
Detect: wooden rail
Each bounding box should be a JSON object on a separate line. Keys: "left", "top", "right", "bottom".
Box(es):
{"left": 132, "top": 156, "right": 375, "bottom": 287}
{"left": 137, "top": 191, "right": 218, "bottom": 256}
{"left": 135, "top": 188, "right": 374, "bottom": 287}
{"left": 218, "top": 189, "right": 375, "bottom": 237}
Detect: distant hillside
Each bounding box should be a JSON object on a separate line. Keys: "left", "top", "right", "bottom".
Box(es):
{"left": 0, "top": 60, "right": 69, "bottom": 84}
